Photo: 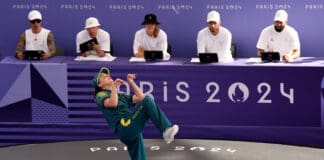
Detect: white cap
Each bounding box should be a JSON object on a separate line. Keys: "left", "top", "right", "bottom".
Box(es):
{"left": 85, "top": 17, "right": 100, "bottom": 29}
{"left": 28, "top": 10, "right": 42, "bottom": 21}
{"left": 207, "top": 10, "right": 220, "bottom": 23}
{"left": 274, "top": 10, "right": 288, "bottom": 22}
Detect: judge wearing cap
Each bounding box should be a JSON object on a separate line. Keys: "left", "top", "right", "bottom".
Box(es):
{"left": 197, "top": 10, "right": 233, "bottom": 62}
{"left": 76, "top": 17, "right": 110, "bottom": 57}
{"left": 133, "top": 13, "right": 170, "bottom": 60}
{"left": 256, "top": 10, "right": 300, "bottom": 62}
{"left": 15, "top": 10, "right": 56, "bottom": 60}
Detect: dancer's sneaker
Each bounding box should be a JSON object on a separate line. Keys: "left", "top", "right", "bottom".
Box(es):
{"left": 163, "top": 124, "right": 179, "bottom": 144}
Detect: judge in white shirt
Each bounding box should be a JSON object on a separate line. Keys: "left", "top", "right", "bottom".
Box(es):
{"left": 76, "top": 17, "right": 110, "bottom": 57}
{"left": 256, "top": 10, "right": 300, "bottom": 62}
{"left": 15, "top": 10, "right": 56, "bottom": 60}
{"left": 133, "top": 14, "right": 170, "bottom": 60}
{"left": 197, "top": 10, "right": 233, "bottom": 62}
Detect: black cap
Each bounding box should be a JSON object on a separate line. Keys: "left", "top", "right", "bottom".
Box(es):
{"left": 141, "top": 14, "right": 160, "bottom": 25}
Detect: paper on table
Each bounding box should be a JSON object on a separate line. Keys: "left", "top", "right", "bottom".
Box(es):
{"left": 129, "top": 57, "right": 146, "bottom": 62}
{"left": 74, "top": 54, "right": 116, "bottom": 61}
{"left": 246, "top": 57, "right": 262, "bottom": 63}
{"left": 190, "top": 57, "right": 200, "bottom": 63}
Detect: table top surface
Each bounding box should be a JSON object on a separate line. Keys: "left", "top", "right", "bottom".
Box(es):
{"left": 2, "top": 56, "right": 324, "bottom": 67}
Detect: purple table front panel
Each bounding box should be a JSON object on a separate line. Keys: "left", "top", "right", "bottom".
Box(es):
{"left": 65, "top": 58, "right": 324, "bottom": 128}
{"left": 1, "top": 56, "right": 324, "bottom": 148}
{"left": 64, "top": 58, "right": 324, "bottom": 148}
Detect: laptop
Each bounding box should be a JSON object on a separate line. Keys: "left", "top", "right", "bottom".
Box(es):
{"left": 80, "top": 38, "right": 98, "bottom": 53}
{"left": 261, "top": 52, "right": 280, "bottom": 62}
{"left": 144, "top": 50, "right": 163, "bottom": 60}
{"left": 198, "top": 53, "right": 218, "bottom": 63}
{"left": 23, "top": 50, "right": 44, "bottom": 60}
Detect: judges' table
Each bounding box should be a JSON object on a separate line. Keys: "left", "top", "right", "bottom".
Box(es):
{"left": 1, "top": 56, "right": 324, "bottom": 148}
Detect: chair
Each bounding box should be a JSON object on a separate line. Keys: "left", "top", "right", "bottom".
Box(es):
{"left": 167, "top": 43, "right": 172, "bottom": 55}
{"left": 102, "top": 42, "right": 113, "bottom": 56}
{"left": 109, "top": 41, "right": 113, "bottom": 56}
{"left": 230, "top": 43, "right": 237, "bottom": 58}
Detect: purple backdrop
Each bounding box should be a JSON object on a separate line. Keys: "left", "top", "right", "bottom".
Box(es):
{"left": 0, "top": 0, "right": 323, "bottom": 57}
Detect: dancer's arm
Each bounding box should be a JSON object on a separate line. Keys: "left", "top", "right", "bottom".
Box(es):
{"left": 103, "top": 78, "right": 124, "bottom": 108}
{"left": 127, "top": 74, "right": 145, "bottom": 103}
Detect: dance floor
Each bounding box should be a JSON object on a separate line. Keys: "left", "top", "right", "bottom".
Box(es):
{"left": 0, "top": 139, "right": 323, "bottom": 160}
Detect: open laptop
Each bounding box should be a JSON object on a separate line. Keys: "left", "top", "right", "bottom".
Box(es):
{"left": 144, "top": 50, "right": 163, "bottom": 61}
{"left": 23, "top": 50, "right": 44, "bottom": 60}
{"left": 198, "top": 53, "right": 218, "bottom": 63}
{"left": 261, "top": 52, "right": 280, "bottom": 62}
{"left": 80, "top": 38, "right": 98, "bottom": 53}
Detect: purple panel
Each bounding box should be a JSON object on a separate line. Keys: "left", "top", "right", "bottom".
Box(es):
{"left": 0, "top": 1, "right": 324, "bottom": 58}
{"left": 321, "top": 77, "right": 324, "bottom": 127}
{"left": 66, "top": 61, "right": 323, "bottom": 127}
{"left": 30, "top": 65, "right": 65, "bottom": 107}
{"left": 0, "top": 99, "right": 32, "bottom": 122}
{"left": 32, "top": 98, "right": 68, "bottom": 123}
{"left": 0, "top": 64, "right": 31, "bottom": 107}
{"left": 0, "top": 123, "right": 113, "bottom": 147}
{"left": 32, "top": 63, "right": 68, "bottom": 107}
{"left": 114, "top": 65, "right": 322, "bottom": 127}
{"left": 0, "top": 63, "right": 29, "bottom": 107}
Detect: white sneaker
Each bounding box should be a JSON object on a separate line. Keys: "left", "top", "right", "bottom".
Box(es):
{"left": 163, "top": 124, "right": 179, "bottom": 144}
